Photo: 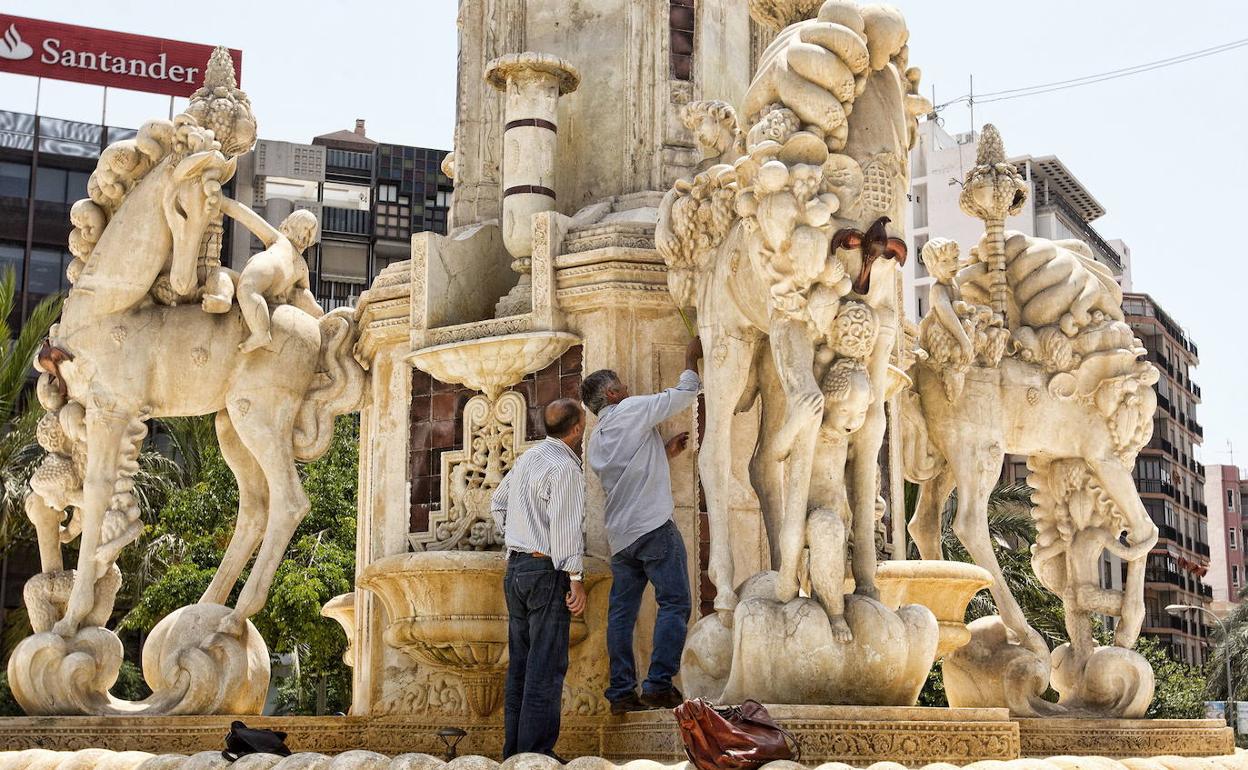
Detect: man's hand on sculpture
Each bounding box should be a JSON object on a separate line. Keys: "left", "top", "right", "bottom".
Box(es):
{"left": 685, "top": 336, "right": 704, "bottom": 371}
{"left": 665, "top": 432, "right": 691, "bottom": 459}
{"left": 566, "top": 580, "right": 587, "bottom": 616}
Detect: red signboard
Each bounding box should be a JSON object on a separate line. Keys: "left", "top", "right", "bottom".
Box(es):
{"left": 0, "top": 14, "right": 241, "bottom": 98}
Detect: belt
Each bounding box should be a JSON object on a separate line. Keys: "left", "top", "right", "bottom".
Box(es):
{"left": 509, "top": 550, "right": 549, "bottom": 560}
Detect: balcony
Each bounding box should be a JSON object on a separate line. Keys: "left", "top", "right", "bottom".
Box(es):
{"left": 1200, "top": 584, "right": 1213, "bottom": 599}
{"left": 1039, "top": 195, "right": 1123, "bottom": 272}
{"left": 321, "top": 206, "right": 371, "bottom": 236}
{"left": 1195, "top": 542, "right": 1211, "bottom": 557}
{"left": 1145, "top": 568, "right": 1184, "bottom": 587}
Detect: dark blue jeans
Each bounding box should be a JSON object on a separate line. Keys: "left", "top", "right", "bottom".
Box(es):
{"left": 503, "top": 553, "right": 570, "bottom": 758}
{"left": 606, "top": 519, "right": 692, "bottom": 703}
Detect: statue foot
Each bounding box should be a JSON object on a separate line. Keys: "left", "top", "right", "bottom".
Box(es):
{"left": 214, "top": 610, "right": 248, "bottom": 638}
{"left": 51, "top": 617, "right": 79, "bottom": 638}
{"left": 775, "top": 574, "right": 799, "bottom": 604}
{"left": 828, "top": 614, "right": 853, "bottom": 643}
{"left": 202, "top": 294, "right": 232, "bottom": 313}
{"left": 853, "top": 583, "right": 880, "bottom": 601}
{"left": 239, "top": 333, "right": 270, "bottom": 353}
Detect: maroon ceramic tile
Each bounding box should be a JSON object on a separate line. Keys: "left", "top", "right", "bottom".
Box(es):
{"left": 560, "top": 374, "right": 581, "bottom": 400}
{"left": 412, "top": 370, "right": 432, "bottom": 395}
{"left": 431, "top": 419, "right": 456, "bottom": 448}
{"left": 411, "top": 477, "right": 432, "bottom": 508}
{"left": 535, "top": 374, "right": 560, "bottom": 404}
{"left": 410, "top": 504, "right": 431, "bottom": 533}
{"left": 411, "top": 395, "right": 431, "bottom": 424}
{"left": 431, "top": 392, "right": 459, "bottom": 421}
{"left": 559, "top": 345, "right": 582, "bottom": 373}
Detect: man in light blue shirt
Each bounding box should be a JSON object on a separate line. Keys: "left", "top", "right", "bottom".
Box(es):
{"left": 582, "top": 337, "right": 702, "bottom": 713}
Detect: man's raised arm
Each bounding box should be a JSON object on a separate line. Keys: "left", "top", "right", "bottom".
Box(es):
{"left": 628, "top": 337, "right": 703, "bottom": 429}
{"left": 219, "top": 197, "right": 281, "bottom": 248}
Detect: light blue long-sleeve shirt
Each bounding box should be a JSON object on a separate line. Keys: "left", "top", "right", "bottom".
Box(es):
{"left": 587, "top": 369, "right": 700, "bottom": 554}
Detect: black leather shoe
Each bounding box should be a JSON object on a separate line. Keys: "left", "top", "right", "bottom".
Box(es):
{"left": 639, "top": 686, "right": 683, "bottom": 709}
{"left": 610, "top": 691, "right": 647, "bottom": 714}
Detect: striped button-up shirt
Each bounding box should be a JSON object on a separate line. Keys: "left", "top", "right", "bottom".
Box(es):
{"left": 490, "top": 436, "right": 586, "bottom": 574}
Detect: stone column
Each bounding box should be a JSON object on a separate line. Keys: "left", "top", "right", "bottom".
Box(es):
{"left": 486, "top": 52, "right": 580, "bottom": 317}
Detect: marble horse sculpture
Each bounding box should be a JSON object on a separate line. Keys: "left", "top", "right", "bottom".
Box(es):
{"left": 658, "top": 0, "right": 938, "bottom": 706}
{"left": 901, "top": 126, "right": 1159, "bottom": 718}
{"left": 9, "top": 48, "right": 365, "bottom": 716}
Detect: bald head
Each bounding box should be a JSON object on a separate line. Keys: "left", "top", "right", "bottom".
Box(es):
{"left": 543, "top": 398, "right": 584, "bottom": 440}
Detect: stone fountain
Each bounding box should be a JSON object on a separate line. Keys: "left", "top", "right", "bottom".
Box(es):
{"left": 0, "top": 1, "right": 1239, "bottom": 768}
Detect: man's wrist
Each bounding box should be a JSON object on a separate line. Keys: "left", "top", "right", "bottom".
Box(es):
{"left": 568, "top": 572, "right": 583, "bottom": 582}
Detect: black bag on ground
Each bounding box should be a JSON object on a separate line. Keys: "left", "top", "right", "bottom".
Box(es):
{"left": 223, "top": 720, "right": 293, "bottom": 761}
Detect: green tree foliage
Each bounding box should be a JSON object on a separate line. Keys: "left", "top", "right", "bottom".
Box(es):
{"left": 1134, "top": 635, "right": 1208, "bottom": 719}
{"left": 0, "top": 269, "right": 62, "bottom": 562}
{"left": 1205, "top": 585, "right": 1248, "bottom": 702}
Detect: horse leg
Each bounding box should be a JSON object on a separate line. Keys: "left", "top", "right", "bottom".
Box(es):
{"left": 950, "top": 442, "right": 1048, "bottom": 657}
{"left": 748, "top": 349, "right": 785, "bottom": 570}
{"left": 1088, "top": 458, "right": 1156, "bottom": 647}
{"left": 200, "top": 410, "right": 270, "bottom": 606}
{"left": 224, "top": 395, "right": 309, "bottom": 625}
{"left": 908, "top": 466, "right": 955, "bottom": 560}
{"left": 699, "top": 329, "right": 754, "bottom": 615}
{"left": 52, "top": 407, "right": 129, "bottom": 637}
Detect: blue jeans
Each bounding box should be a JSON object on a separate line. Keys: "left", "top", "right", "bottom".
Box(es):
{"left": 606, "top": 519, "right": 692, "bottom": 703}
{"left": 503, "top": 553, "right": 570, "bottom": 758}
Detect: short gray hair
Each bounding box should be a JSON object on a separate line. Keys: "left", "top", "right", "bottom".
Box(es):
{"left": 581, "top": 369, "right": 620, "bottom": 415}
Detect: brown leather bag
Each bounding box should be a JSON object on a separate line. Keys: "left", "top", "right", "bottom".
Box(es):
{"left": 674, "top": 699, "right": 799, "bottom": 770}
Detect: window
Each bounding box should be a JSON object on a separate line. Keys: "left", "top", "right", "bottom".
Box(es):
{"left": 1229, "top": 489, "right": 1237, "bottom": 511}
{"left": 29, "top": 247, "right": 69, "bottom": 296}
{"left": 1234, "top": 565, "right": 1241, "bottom": 587}
{"left": 0, "top": 241, "right": 23, "bottom": 285}
{"left": 912, "top": 184, "right": 928, "bottom": 229}
{"left": 32, "top": 167, "right": 89, "bottom": 204}
{"left": 1231, "top": 528, "right": 1239, "bottom": 551}
{"left": 670, "top": 0, "right": 695, "bottom": 81}
{"left": 0, "top": 162, "right": 30, "bottom": 198}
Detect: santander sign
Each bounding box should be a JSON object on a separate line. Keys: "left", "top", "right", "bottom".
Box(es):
{"left": 0, "top": 14, "right": 240, "bottom": 98}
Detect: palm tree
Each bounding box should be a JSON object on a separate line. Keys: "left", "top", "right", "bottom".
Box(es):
{"left": 1204, "top": 584, "right": 1248, "bottom": 701}
{"left": 0, "top": 270, "right": 63, "bottom": 560}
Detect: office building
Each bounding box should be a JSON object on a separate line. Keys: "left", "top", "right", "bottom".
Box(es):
{"left": 228, "top": 119, "right": 451, "bottom": 310}
{"left": 0, "top": 109, "right": 135, "bottom": 327}
{"left": 1204, "top": 464, "right": 1248, "bottom": 615}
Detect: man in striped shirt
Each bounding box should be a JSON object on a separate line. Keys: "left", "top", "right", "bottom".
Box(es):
{"left": 490, "top": 398, "right": 587, "bottom": 760}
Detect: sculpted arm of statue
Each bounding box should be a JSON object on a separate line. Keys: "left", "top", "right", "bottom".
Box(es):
{"left": 219, "top": 197, "right": 282, "bottom": 248}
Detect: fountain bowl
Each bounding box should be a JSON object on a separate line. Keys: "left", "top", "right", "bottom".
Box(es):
{"left": 406, "top": 331, "right": 580, "bottom": 400}
{"left": 876, "top": 560, "right": 993, "bottom": 659}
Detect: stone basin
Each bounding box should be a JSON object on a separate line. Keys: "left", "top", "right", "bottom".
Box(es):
{"left": 406, "top": 331, "right": 580, "bottom": 400}
{"left": 875, "top": 560, "right": 993, "bottom": 659}
{"left": 358, "top": 550, "right": 606, "bottom": 717}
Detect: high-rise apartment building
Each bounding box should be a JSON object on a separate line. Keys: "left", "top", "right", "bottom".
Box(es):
{"left": 906, "top": 121, "right": 1212, "bottom": 665}
{"left": 1123, "top": 293, "right": 1211, "bottom": 664}
{"left": 1204, "top": 464, "right": 1248, "bottom": 615}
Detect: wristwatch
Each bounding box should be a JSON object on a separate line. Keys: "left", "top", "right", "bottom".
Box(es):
{"left": 569, "top": 573, "right": 583, "bottom": 582}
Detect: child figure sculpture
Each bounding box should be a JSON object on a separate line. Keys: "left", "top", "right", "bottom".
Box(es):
{"left": 918, "top": 238, "right": 1007, "bottom": 400}
{"left": 219, "top": 200, "right": 324, "bottom": 352}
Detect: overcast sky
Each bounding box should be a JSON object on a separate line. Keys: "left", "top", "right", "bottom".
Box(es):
{"left": 3, "top": 1, "right": 1246, "bottom": 466}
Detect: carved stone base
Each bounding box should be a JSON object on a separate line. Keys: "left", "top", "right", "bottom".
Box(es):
{"left": 1017, "top": 718, "right": 1236, "bottom": 758}
{"left": 601, "top": 705, "right": 1021, "bottom": 766}
{"left": 0, "top": 716, "right": 599, "bottom": 759}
